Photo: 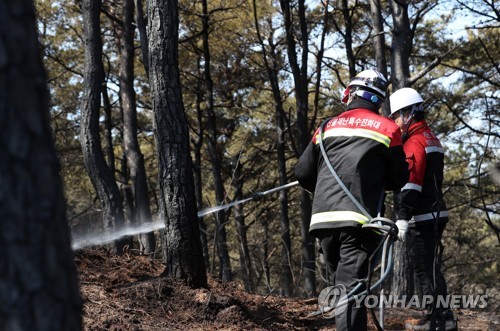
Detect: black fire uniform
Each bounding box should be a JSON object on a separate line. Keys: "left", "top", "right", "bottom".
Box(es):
{"left": 295, "top": 99, "right": 409, "bottom": 331}
{"left": 397, "top": 120, "right": 450, "bottom": 321}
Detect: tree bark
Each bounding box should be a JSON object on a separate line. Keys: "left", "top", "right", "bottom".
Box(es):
{"left": 389, "top": 0, "right": 412, "bottom": 89}
{"left": 192, "top": 84, "right": 210, "bottom": 268}
{"left": 277, "top": 151, "right": 294, "bottom": 297}
{"left": 262, "top": 218, "right": 272, "bottom": 292}
{"left": 147, "top": 0, "right": 207, "bottom": 288}
{"left": 300, "top": 191, "right": 316, "bottom": 296}
{"left": 232, "top": 174, "right": 254, "bottom": 292}
{"left": 311, "top": 0, "right": 330, "bottom": 129}
{"left": 134, "top": 0, "right": 150, "bottom": 77}
{"left": 341, "top": 0, "right": 356, "bottom": 78}
{"left": 0, "top": 1, "right": 82, "bottom": 329}
{"left": 120, "top": 0, "right": 156, "bottom": 254}
{"left": 279, "top": 0, "right": 316, "bottom": 296}
{"left": 201, "top": 0, "right": 232, "bottom": 282}
{"left": 252, "top": 0, "right": 293, "bottom": 296}
{"left": 101, "top": 75, "right": 115, "bottom": 174}
{"left": 389, "top": 0, "right": 415, "bottom": 297}
{"left": 369, "top": 0, "right": 390, "bottom": 116}
{"left": 81, "top": 0, "right": 127, "bottom": 254}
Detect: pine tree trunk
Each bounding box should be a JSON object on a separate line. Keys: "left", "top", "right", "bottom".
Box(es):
{"left": 201, "top": 0, "right": 232, "bottom": 282}
{"left": 134, "top": 0, "right": 149, "bottom": 77}
{"left": 389, "top": 0, "right": 412, "bottom": 88}
{"left": 391, "top": 241, "right": 413, "bottom": 298}
{"left": 389, "top": 0, "right": 414, "bottom": 297}
{"left": 341, "top": 0, "right": 356, "bottom": 78}
{"left": 147, "top": 0, "right": 207, "bottom": 288}
{"left": 252, "top": 2, "right": 294, "bottom": 295}
{"left": 276, "top": 93, "right": 293, "bottom": 297}
{"left": 81, "top": 0, "right": 127, "bottom": 254}
{"left": 391, "top": 184, "right": 414, "bottom": 299}
{"left": 0, "top": 1, "right": 82, "bottom": 328}
{"left": 101, "top": 78, "right": 115, "bottom": 174}
{"left": 232, "top": 175, "right": 254, "bottom": 292}
{"left": 193, "top": 89, "right": 210, "bottom": 267}
{"left": 278, "top": 183, "right": 294, "bottom": 296}
{"left": 300, "top": 191, "right": 316, "bottom": 296}
{"left": 369, "top": 0, "right": 390, "bottom": 116}
{"left": 120, "top": 0, "right": 156, "bottom": 254}
{"left": 279, "top": 0, "right": 316, "bottom": 296}
{"left": 262, "top": 218, "right": 272, "bottom": 292}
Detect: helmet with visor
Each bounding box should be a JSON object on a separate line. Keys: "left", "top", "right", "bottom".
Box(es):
{"left": 341, "top": 69, "right": 389, "bottom": 106}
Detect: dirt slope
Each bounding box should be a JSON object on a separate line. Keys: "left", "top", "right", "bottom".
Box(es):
{"left": 75, "top": 248, "right": 498, "bottom": 330}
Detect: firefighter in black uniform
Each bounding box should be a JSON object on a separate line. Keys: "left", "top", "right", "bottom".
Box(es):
{"left": 295, "top": 69, "right": 409, "bottom": 331}
{"left": 389, "top": 87, "right": 456, "bottom": 330}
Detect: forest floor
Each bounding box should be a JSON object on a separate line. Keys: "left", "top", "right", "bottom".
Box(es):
{"left": 75, "top": 248, "right": 498, "bottom": 331}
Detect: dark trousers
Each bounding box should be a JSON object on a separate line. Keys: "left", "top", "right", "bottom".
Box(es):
{"left": 408, "top": 222, "right": 448, "bottom": 315}
{"left": 318, "top": 228, "right": 380, "bottom": 331}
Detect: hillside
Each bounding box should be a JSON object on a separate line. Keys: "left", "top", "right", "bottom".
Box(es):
{"left": 75, "top": 248, "right": 498, "bottom": 330}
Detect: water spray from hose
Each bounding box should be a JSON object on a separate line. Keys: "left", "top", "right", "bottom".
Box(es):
{"left": 71, "top": 180, "right": 300, "bottom": 250}
{"left": 71, "top": 220, "right": 166, "bottom": 251}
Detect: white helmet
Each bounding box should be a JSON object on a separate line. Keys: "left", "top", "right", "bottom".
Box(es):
{"left": 389, "top": 87, "right": 424, "bottom": 117}
{"left": 341, "top": 69, "right": 389, "bottom": 105}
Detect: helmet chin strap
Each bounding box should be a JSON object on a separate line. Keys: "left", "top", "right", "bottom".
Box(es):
{"left": 401, "top": 108, "right": 416, "bottom": 143}
{"left": 345, "top": 91, "right": 356, "bottom": 105}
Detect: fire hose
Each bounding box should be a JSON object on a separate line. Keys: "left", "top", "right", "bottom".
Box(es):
{"left": 199, "top": 180, "right": 398, "bottom": 329}
{"left": 306, "top": 217, "right": 397, "bottom": 328}
{"left": 198, "top": 118, "right": 400, "bottom": 329}
{"left": 304, "top": 119, "right": 399, "bottom": 330}
{"left": 197, "top": 181, "right": 299, "bottom": 218}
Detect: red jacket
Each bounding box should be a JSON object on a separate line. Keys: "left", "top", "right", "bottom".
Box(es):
{"left": 398, "top": 120, "right": 448, "bottom": 224}
{"left": 295, "top": 99, "right": 409, "bottom": 235}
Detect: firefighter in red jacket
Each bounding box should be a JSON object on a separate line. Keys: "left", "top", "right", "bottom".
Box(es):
{"left": 389, "top": 87, "right": 456, "bottom": 330}
{"left": 295, "top": 69, "right": 409, "bottom": 331}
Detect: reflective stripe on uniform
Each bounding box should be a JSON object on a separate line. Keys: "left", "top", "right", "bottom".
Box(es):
{"left": 402, "top": 182, "right": 422, "bottom": 192}
{"left": 316, "top": 128, "right": 391, "bottom": 148}
{"left": 425, "top": 146, "right": 444, "bottom": 154}
{"left": 412, "top": 210, "right": 449, "bottom": 222}
{"left": 311, "top": 210, "right": 369, "bottom": 226}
